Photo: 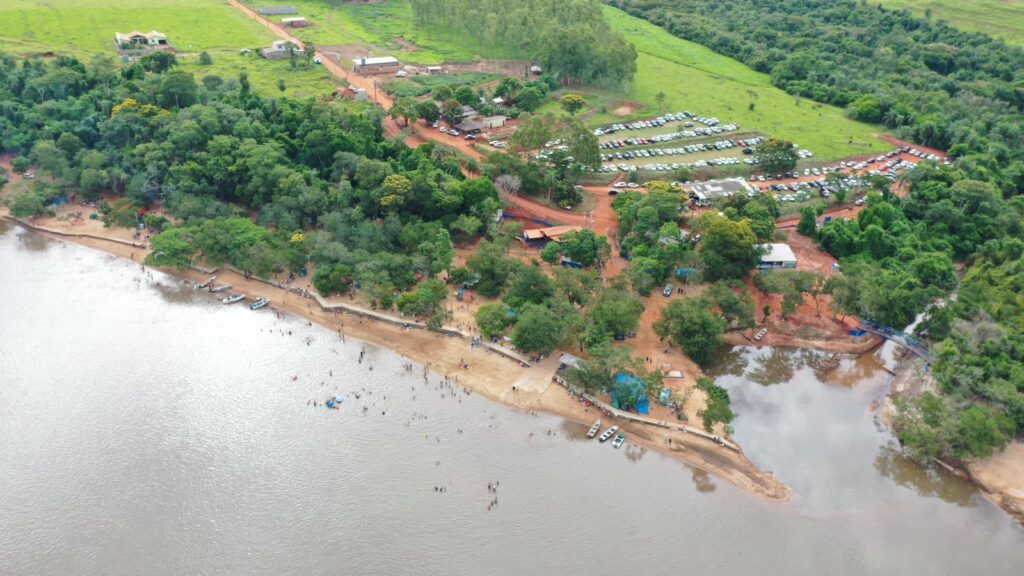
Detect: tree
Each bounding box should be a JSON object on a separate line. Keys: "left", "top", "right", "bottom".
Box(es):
{"left": 511, "top": 304, "right": 564, "bottom": 355}
{"left": 559, "top": 229, "right": 610, "bottom": 267}
{"left": 390, "top": 97, "right": 419, "bottom": 126}
{"left": 654, "top": 299, "right": 726, "bottom": 365}
{"left": 698, "top": 213, "right": 760, "bottom": 281}
{"left": 504, "top": 264, "right": 555, "bottom": 308}
{"left": 157, "top": 69, "right": 198, "bottom": 108}
{"left": 695, "top": 377, "right": 735, "bottom": 432}
{"left": 431, "top": 85, "right": 454, "bottom": 101}
{"left": 705, "top": 281, "right": 755, "bottom": 329}
{"left": 755, "top": 137, "right": 798, "bottom": 174}
{"left": 147, "top": 227, "right": 195, "bottom": 269}
{"left": 277, "top": 78, "right": 286, "bottom": 94}
{"left": 797, "top": 206, "right": 818, "bottom": 238}
{"left": 199, "top": 52, "right": 213, "bottom": 66}
{"left": 468, "top": 240, "right": 518, "bottom": 297}
{"left": 433, "top": 229, "right": 455, "bottom": 276}
{"left": 140, "top": 51, "right": 177, "bottom": 73}
{"left": 515, "top": 87, "right": 543, "bottom": 112}
{"left": 416, "top": 101, "right": 440, "bottom": 124}
{"left": 378, "top": 174, "right": 414, "bottom": 214}
{"left": 441, "top": 99, "right": 462, "bottom": 125}
{"left": 655, "top": 91, "right": 666, "bottom": 110}
{"left": 559, "top": 93, "right": 586, "bottom": 115}
{"left": 509, "top": 113, "right": 554, "bottom": 150}
{"left": 454, "top": 85, "right": 476, "bottom": 106}
{"left": 476, "top": 303, "right": 511, "bottom": 338}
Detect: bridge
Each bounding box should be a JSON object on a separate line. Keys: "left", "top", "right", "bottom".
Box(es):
{"left": 857, "top": 320, "right": 934, "bottom": 364}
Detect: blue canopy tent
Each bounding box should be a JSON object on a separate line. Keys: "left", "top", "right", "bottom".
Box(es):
{"left": 611, "top": 373, "right": 650, "bottom": 414}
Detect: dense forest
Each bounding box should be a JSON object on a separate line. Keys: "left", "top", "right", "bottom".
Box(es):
{"left": 616, "top": 0, "right": 1024, "bottom": 460}
{"left": 410, "top": 0, "right": 637, "bottom": 86}
{"left": 0, "top": 52, "right": 500, "bottom": 327}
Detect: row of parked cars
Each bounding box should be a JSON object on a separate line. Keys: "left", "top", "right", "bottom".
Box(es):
{"left": 593, "top": 111, "right": 722, "bottom": 137}
{"left": 599, "top": 124, "right": 740, "bottom": 149}
{"left": 600, "top": 137, "right": 763, "bottom": 163}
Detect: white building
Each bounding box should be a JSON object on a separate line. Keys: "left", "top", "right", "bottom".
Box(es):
{"left": 757, "top": 243, "right": 797, "bottom": 269}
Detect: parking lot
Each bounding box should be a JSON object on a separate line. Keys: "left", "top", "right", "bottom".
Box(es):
{"left": 595, "top": 111, "right": 739, "bottom": 145}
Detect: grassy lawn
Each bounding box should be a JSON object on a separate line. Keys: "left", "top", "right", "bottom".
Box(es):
{"left": 0, "top": 0, "right": 338, "bottom": 99}
{"left": 604, "top": 7, "right": 889, "bottom": 160}
{"left": 178, "top": 51, "right": 341, "bottom": 100}
{"left": 874, "top": 0, "right": 1024, "bottom": 45}
{"left": 0, "top": 0, "right": 275, "bottom": 53}
{"left": 242, "top": 0, "right": 507, "bottom": 64}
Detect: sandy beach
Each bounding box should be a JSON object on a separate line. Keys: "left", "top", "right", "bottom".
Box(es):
{"left": 0, "top": 208, "right": 790, "bottom": 501}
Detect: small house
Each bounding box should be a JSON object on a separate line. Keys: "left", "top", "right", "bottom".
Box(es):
{"left": 491, "top": 97, "right": 505, "bottom": 105}
{"left": 352, "top": 56, "right": 401, "bottom": 75}
{"left": 456, "top": 120, "right": 483, "bottom": 134}
{"left": 521, "top": 225, "right": 584, "bottom": 247}
{"left": 260, "top": 40, "right": 303, "bottom": 60}
{"left": 114, "top": 31, "right": 170, "bottom": 51}
{"left": 482, "top": 115, "right": 508, "bottom": 129}
{"left": 686, "top": 177, "right": 755, "bottom": 201}
{"left": 757, "top": 243, "right": 797, "bottom": 270}
{"left": 281, "top": 17, "right": 308, "bottom": 28}
{"left": 554, "top": 353, "right": 583, "bottom": 386}
{"left": 458, "top": 105, "right": 479, "bottom": 119}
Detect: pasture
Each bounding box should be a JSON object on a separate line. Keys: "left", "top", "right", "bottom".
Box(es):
{"left": 0, "top": 0, "right": 275, "bottom": 53}
{"left": 603, "top": 7, "right": 889, "bottom": 160}
{"left": 874, "top": 0, "right": 1024, "bottom": 45}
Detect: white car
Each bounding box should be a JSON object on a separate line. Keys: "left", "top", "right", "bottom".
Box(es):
{"left": 614, "top": 182, "right": 628, "bottom": 188}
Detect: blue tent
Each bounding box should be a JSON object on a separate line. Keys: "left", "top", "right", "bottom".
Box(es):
{"left": 611, "top": 373, "right": 650, "bottom": 414}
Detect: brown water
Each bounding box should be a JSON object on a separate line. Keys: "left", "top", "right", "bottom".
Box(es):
{"left": 1, "top": 222, "right": 1023, "bottom": 576}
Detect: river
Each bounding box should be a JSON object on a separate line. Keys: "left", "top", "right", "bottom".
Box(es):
{"left": 1, "top": 221, "right": 1022, "bottom": 576}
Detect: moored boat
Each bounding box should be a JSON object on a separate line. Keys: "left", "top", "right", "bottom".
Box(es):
{"left": 587, "top": 420, "right": 602, "bottom": 438}
{"left": 221, "top": 294, "right": 245, "bottom": 305}
{"left": 612, "top": 433, "right": 626, "bottom": 449}
{"left": 209, "top": 284, "right": 231, "bottom": 293}
{"left": 249, "top": 297, "right": 270, "bottom": 310}
{"left": 598, "top": 425, "right": 619, "bottom": 443}
{"left": 197, "top": 276, "right": 216, "bottom": 289}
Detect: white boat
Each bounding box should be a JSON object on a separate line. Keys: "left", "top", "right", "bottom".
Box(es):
{"left": 249, "top": 297, "right": 270, "bottom": 310}
{"left": 586, "top": 420, "right": 602, "bottom": 438}
{"left": 612, "top": 433, "right": 626, "bottom": 449}
{"left": 598, "top": 425, "right": 619, "bottom": 443}
{"left": 209, "top": 284, "right": 231, "bottom": 293}
{"left": 197, "top": 276, "right": 216, "bottom": 289}
{"left": 221, "top": 294, "right": 245, "bottom": 305}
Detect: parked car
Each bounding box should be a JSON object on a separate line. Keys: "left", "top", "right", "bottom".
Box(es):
{"left": 662, "top": 284, "right": 673, "bottom": 297}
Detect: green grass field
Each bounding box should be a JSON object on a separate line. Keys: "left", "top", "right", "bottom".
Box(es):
{"left": 178, "top": 52, "right": 340, "bottom": 100}
{"left": 0, "top": 0, "right": 275, "bottom": 53}
{"left": 241, "top": 0, "right": 505, "bottom": 64}
{"left": 874, "top": 0, "right": 1024, "bottom": 45}
{"left": 0, "top": 0, "right": 336, "bottom": 99}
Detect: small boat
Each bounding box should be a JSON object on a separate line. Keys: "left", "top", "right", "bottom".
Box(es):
{"left": 586, "top": 420, "right": 602, "bottom": 438}
{"left": 598, "top": 425, "right": 619, "bottom": 443}
{"left": 249, "top": 297, "right": 270, "bottom": 310}
{"left": 221, "top": 294, "right": 245, "bottom": 305}
{"left": 612, "top": 433, "right": 626, "bottom": 449}
{"left": 209, "top": 284, "right": 231, "bottom": 293}
{"left": 197, "top": 276, "right": 216, "bottom": 289}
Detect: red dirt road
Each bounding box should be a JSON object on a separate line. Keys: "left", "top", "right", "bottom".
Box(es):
{"left": 228, "top": 0, "right": 484, "bottom": 160}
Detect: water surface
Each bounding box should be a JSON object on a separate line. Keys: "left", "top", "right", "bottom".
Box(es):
{"left": 1, "top": 222, "right": 1022, "bottom": 575}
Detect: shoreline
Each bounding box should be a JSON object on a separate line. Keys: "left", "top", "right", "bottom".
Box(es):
{"left": 0, "top": 215, "right": 791, "bottom": 501}
{"left": 881, "top": 354, "right": 1024, "bottom": 526}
